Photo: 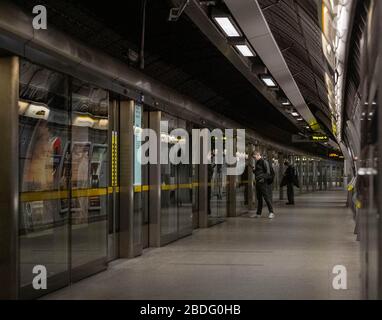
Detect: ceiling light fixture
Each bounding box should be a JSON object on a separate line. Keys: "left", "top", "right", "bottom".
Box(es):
{"left": 212, "top": 16, "right": 241, "bottom": 37}
{"left": 259, "top": 74, "right": 278, "bottom": 88}
{"left": 291, "top": 112, "right": 299, "bottom": 117}
{"left": 235, "top": 44, "right": 255, "bottom": 57}
{"left": 282, "top": 100, "right": 291, "bottom": 106}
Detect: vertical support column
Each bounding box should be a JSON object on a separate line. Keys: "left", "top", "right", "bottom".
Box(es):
{"left": 298, "top": 157, "right": 303, "bottom": 194}
{"left": 309, "top": 159, "right": 313, "bottom": 192}
{"left": 0, "top": 56, "right": 19, "bottom": 300}
{"left": 305, "top": 159, "right": 309, "bottom": 192}
{"left": 312, "top": 160, "right": 317, "bottom": 192}
{"left": 318, "top": 161, "right": 322, "bottom": 191}
{"left": 148, "top": 111, "right": 162, "bottom": 244}
{"left": 227, "top": 174, "right": 236, "bottom": 217}
{"left": 119, "top": 101, "right": 137, "bottom": 257}
{"left": 328, "top": 163, "right": 333, "bottom": 191}
{"left": 306, "top": 160, "right": 309, "bottom": 192}
{"left": 343, "top": 160, "right": 349, "bottom": 190}
{"left": 247, "top": 144, "right": 255, "bottom": 211}
{"left": 278, "top": 152, "right": 284, "bottom": 201}
{"left": 197, "top": 128, "right": 207, "bottom": 228}
{"left": 227, "top": 136, "right": 237, "bottom": 217}
{"left": 266, "top": 148, "right": 274, "bottom": 202}
{"left": 302, "top": 158, "right": 306, "bottom": 192}
{"left": 324, "top": 164, "right": 328, "bottom": 191}
{"left": 198, "top": 163, "right": 209, "bottom": 228}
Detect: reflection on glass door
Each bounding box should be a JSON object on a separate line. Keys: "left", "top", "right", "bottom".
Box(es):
{"left": 236, "top": 166, "right": 248, "bottom": 214}
{"left": 160, "top": 114, "right": 178, "bottom": 244}
{"left": 19, "top": 61, "right": 70, "bottom": 298}
{"left": 208, "top": 138, "right": 227, "bottom": 226}
{"left": 177, "top": 119, "right": 193, "bottom": 238}
{"left": 160, "top": 113, "right": 193, "bottom": 245}
{"left": 70, "top": 80, "right": 108, "bottom": 281}
{"left": 19, "top": 60, "right": 110, "bottom": 298}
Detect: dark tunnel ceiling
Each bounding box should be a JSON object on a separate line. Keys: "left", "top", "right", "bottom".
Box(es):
{"left": 13, "top": 0, "right": 334, "bottom": 154}
{"left": 257, "top": 0, "right": 333, "bottom": 137}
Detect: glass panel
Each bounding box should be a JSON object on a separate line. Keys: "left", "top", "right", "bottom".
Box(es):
{"left": 71, "top": 80, "right": 108, "bottom": 272}
{"left": 19, "top": 60, "right": 70, "bottom": 295}
{"left": 217, "top": 162, "right": 228, "bottom": 218}
{"left": 236, "top": 166, "right": 248, "bottom": 214}
{"left": 177, "top": 119, "right": 193, "bottom": 237}
{"left": 160, "top": 114, "right": 178, "bottom": 241}
{"left": 208, "top": 138, "right": 227, "bottom": 225}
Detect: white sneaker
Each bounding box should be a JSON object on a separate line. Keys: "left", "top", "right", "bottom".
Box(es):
{"left": 268, "top": 213, "right": 275, "bottom": 219}
{"left": 250, "top": 213, "right": 261, "bottom": 218}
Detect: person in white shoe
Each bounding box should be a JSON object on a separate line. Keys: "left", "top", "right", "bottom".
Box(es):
{"left": 249, "top": 152, "right": 276, "bottom": 219}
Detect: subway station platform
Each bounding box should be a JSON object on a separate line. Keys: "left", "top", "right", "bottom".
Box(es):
{"left": 43, "top": 190, "right": 360, "bottom": 300}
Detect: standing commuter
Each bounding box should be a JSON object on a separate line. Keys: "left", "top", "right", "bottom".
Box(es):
{"left": 249, "top": 152, "right": 275, "bottom": 219}
{"left": 283, "top": 161, "right": 295, "bottom": 205}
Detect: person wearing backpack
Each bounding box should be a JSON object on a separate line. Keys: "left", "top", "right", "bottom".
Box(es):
{"left": 249, "top": 152, "right": 276, "bottom": 219}
{"left": 283, "top": 160, "right": 296, "bottom": 205}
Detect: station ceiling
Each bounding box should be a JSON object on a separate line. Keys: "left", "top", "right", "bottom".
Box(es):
{"left": 13, "top": 0, "right": 335, "bottom": 156}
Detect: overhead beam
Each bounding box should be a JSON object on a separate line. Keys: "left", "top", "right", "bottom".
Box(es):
{"left": 224, "top": 0, "right": 319, "bottom": 130}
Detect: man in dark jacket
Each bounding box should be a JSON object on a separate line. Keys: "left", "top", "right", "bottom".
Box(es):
{"left": 283, "top": 161, "right": 295, "bottom": 205}
{"left": 250, "top": 152, "right": 275, "bottom": 219}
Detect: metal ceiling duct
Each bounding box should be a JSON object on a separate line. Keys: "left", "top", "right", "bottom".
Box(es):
{"left": 224, "top": 0, "right": 320, "bottom": 131}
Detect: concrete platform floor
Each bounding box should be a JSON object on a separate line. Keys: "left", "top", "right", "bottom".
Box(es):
{"left": 44, "top": 190, "right": 361, "bottom": 300}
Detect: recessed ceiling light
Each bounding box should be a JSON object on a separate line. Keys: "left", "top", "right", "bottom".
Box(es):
{"left": 291, "top": 112, "right": 299, "bottom": 117}
{"left": 235, "top": 44, "right": 255, "bottom": 57}
{"left": 213, "top": 16, "right": 241, "bottom": 37}
{"left": 282, "top": 100, "right": 291, "bottom": 106}
{"left": 259, "top": 74, "right": 277, "bottom": 88}
{"left": 297, "top": 118, "right": 303, "bottom": 121}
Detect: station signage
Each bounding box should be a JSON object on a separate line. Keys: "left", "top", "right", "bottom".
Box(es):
{"left": 292, "top": 134, "right": 329, "bottom": 143}
{"left": 329, "top": 152, "right": 342, "bottom": 158}
{"left": 310, "top": 134, "right": 329, "bottom": 142}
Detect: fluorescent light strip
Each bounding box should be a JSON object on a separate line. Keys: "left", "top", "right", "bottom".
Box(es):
{"left": 235, "top": 44, "right": 255, "bottom": 57}
{"left": 214, "top": 17, "right": 241, "bottom": 37}
{"left": 291, "top": 112, "right": 299, "bottom": 117}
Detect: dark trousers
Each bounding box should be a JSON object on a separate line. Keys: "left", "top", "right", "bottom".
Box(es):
{"left": 287, "top": 183, "right": 294, "bottom": 204}
{"left": 256, "top": 182, "right": 273, "bottom": 215}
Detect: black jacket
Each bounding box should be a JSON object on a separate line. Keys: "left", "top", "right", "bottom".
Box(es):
{"left": 284, "top": 165, "right": 295, "bottom": 183}
{"left": 254, "top": 158, "right": 268, "bottom": 183}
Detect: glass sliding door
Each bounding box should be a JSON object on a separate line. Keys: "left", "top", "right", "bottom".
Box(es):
{"left": 160, "top": 113, "right": 193, "bottom": 245}
{"left": 177, "top": 119, "right": 193, "bottom": 238}
{"left": 208, "top": 137, "right": 227, "bottom": 226}
{"left": 70, "top": 79, "right": 109, "bottom": 281}
{"left": 19, "top": 60, "right": 111, "bottom": 297}
{"left": 19, "top": 60, "right": 70, "bottom": 298}
{"left": 160, "top": 113, "right": 178, "bottom": 244}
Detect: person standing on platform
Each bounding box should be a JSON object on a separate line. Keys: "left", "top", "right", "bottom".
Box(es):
{"left": 249, "top": 152, "right": 275, "bottom": 219}
{"left": 283, "top": 161, "right": 296, "bottom": 205}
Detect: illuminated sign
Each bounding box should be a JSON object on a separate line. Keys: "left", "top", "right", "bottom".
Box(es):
{"left": 111, "top": 131, "right": 118, "bottom": 187}
{"left": 310, "top": 134, "right": 329, "bottom": 142}
{"left": 134, "top": 104, "right": 142, "bottom": 186}
{"left": 329, "top": 153, "right": 340, "bottom": 158}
